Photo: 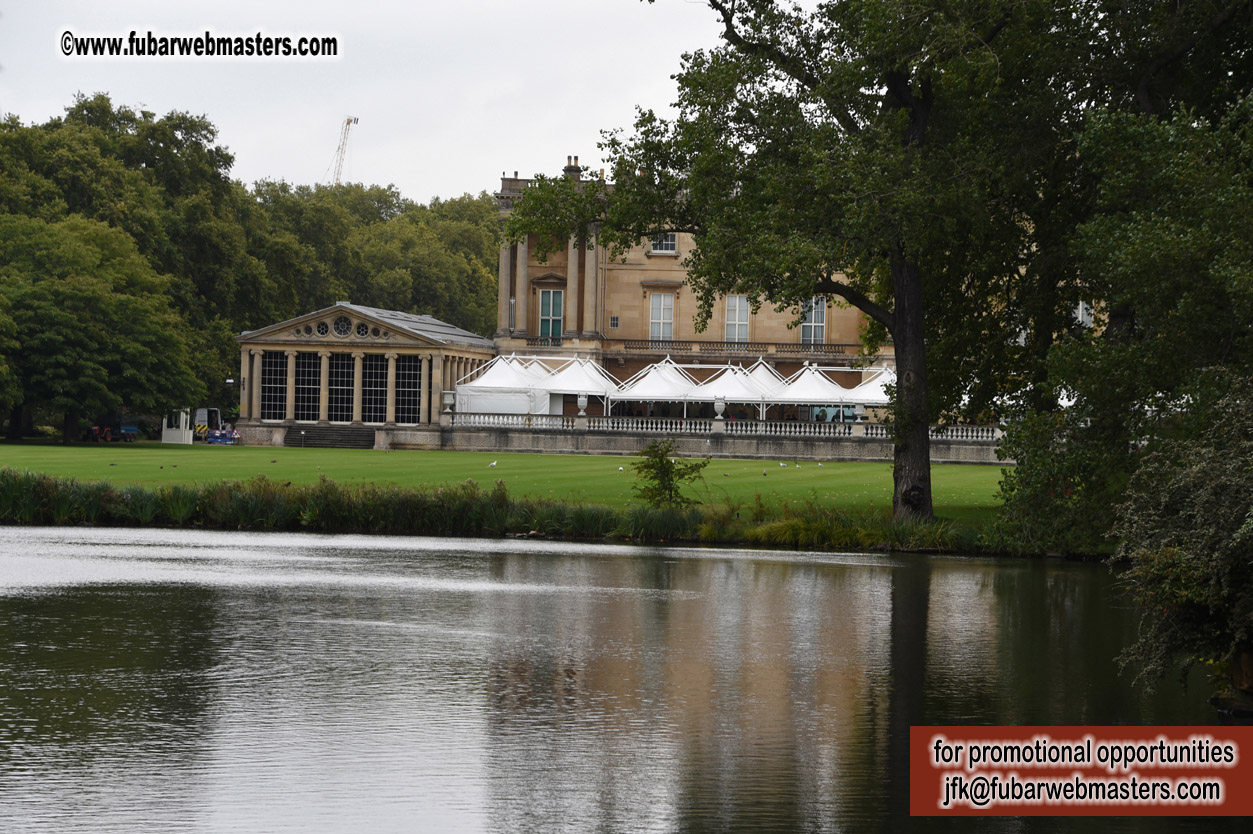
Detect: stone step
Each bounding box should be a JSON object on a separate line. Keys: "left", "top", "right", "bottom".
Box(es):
{"left": 284, "top": 426, "right": 375, "bottom": 449}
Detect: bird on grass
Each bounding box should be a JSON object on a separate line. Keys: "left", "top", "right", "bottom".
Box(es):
{"left": 618, "top": 466, "right": 624, "bottom": 471}
{"left": 489, "top": 460, "right": 497, "bottom": 468}
{"left": 779, "top": 462, "right": 787, "bottom": 467}
{"left": 818, "top": 462, "right": 823, "bottom": 467}
{"left": 762, "top": 470, "right": 767, "bottom": 476}
{"left": 270, "top": 459, "right": 277, "bottom": 463}
{"left": 723, "top": 473, "right": 730, "bottom": 477}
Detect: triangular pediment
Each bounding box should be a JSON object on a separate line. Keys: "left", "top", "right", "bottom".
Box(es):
{"left": 238, "top": 304, "right": 446, "bottom": 348}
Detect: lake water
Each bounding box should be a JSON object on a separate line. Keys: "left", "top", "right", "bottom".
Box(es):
{"left": 0, "top": 528, "right": 1243, "bottom": 833}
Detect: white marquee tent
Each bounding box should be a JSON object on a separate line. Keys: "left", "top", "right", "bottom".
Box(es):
{"left": 533, "top": 358, "right": 622, "bottom": 414}
{"left": 452, "top": 354, "right": 896, "bottom": 418}
{"left": 454, "top": 355, "right": 552, "bottom": 414}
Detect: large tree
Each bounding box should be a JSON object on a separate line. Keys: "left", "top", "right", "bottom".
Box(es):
{"left": 0, "top": 215, "right": 204, "bottom": 441}
{"left": 511, "top": 0, "right": 1070, "bottom": 521}
{"left": 509, "top": 0, "right": 1252, "bottom": 524}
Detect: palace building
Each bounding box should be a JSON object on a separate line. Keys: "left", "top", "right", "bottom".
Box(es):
{"left": 235, "top": 302, "right": 494, "bottom": 447}
{"left": 493, "top": 157, "right": 890, "bottom": 384}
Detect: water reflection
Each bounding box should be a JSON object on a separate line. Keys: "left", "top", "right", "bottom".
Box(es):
{"left": 0, "top": 529, "right": 1243, "bottom": 833}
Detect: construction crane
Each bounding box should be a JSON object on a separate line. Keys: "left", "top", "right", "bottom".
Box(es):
{"left": 331, "top": 116, "right": 358, "bottom": 185}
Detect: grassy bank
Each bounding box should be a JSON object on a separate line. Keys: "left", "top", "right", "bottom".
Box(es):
{"left": 0, "top": 441, "right": 1002, "bottom": 525}
{"left": 0, "top": 463, "right": 1000, "bottom": 552}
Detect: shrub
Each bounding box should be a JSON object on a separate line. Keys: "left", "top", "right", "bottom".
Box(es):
{"left": 1115, "top": 371, "right": 1253, "bottom": 696}
{"left": 157, "top": 484, "right": 200, "bottom": 525}
{"left": 631, "top": 439, "right": 709, "bottom": 508}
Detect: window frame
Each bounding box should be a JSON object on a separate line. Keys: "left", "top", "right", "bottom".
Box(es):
{"left": 650, "top": 232, "right": 677, "bottom": 254}
{"left": 725, "top": 294, "right": 749, "bottom": 343}
{"left": 538, "top": 288, "right": 564, "bottom": 343}
{"left": 650, "top": 292, "right": 674, "bottom": 341}
{"left": 800, "top": 297, "right": 826, "bottom": 345}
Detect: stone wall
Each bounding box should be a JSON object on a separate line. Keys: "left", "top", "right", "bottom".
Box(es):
{"left": 378, "top": 427, "right": 1003, "bottom": 464}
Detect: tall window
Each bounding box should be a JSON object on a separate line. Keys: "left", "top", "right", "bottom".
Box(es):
{"left": 539, "top": 289, "right": 563, "bottom": 344}
{"left": 801, "top": 297, "right": 826, "bottom": 344}
{"left": 294, "top": 352, "right": 320, "bottom": 421}
{"left": 725, "top": 295, "right": 749, "bottom": 342}
{"left": 361, "top": 354, "right": 387, "bottom": 423}
{"left": 328, "top": 354, "right": 354, "bottom": 422}
{"left": 260, "top": 351, "right": 287, "bottom": 421}
{"left": 651, "top": 232, "right": 677, "bottom": 253}
{"left": 650, "top": 292, "right": 674, "bottom": 341}
{"left": 395, "top": 356, "right": 422, "bottom": 424}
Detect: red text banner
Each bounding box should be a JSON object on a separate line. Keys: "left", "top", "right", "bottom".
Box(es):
{"left": 910, "top": 726, "right": 1253, "bottom": 817}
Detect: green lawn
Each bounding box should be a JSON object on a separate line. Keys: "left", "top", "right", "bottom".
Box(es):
{"left": 0, "top": 441, "right": 1006, "bottom": 523}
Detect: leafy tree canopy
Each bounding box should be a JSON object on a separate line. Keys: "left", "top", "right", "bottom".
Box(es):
{"left": 0, "top": 214, "right": 204, "bottom": 439}
{"left": 507, "top": 0, "right": 1252, "bottom": 524}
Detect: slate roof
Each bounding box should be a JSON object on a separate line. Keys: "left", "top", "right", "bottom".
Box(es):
{"left": 238, "top": 302, "right": 495, "bottom": 350}
{"left": 336, "top": 303, "right": 495, "bottom": 349}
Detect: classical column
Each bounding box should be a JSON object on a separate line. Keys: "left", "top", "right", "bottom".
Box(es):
{"left": 351, "top": 351, "right": 364, "bottom": 423}
{"left": 565, "top": 236, "right": 580, "bottom": 338}
{"left": 514, "top": 236, "right": 529, "bottom": 336}
{"left": 284, "top": 350, "right": 297, "bottom": 421}
{"left": 318, "top": 350, "right": 330, "bottom": 422}
{"left": 429, "top": 354, "right": 444, "bottom": 424}
{"left": 385, "top": 352, "right": 397, "bottom": 424}
{"left": 239, "top": 346, "right": 251, "bottom": 419}
{"left": 419, "top": 356, "right": 429, "bottom": 424}
{"left": 496, "top": 243, "right": 510, "bottom": 338}
{"left": 250, "top": 349, "right": 263, "bottom": 420}
{"left": 582, "top": 234, "right": 599, "bottom": 337}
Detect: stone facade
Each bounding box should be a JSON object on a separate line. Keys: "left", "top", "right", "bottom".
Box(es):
{"left": 494, "top": 158, "right": 892, "bottom": 383}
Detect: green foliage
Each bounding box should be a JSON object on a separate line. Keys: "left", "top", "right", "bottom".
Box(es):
{"left": 619, "top": 504, "right": 701, "bottom": 544}
{"left": 631, "top": 439, "right": 709, "bottom": 508}
{"left": 0, "top": 214, "right": 205, "bottom": 435}
{"left": 999, "top": 98, "right": 1253, "bottom": 553}
{"left": 1115, "top": 372, "right": 1253, "bottom": 687}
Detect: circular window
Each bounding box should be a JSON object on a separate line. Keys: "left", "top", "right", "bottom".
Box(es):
{"left": 304, "top": 324, "right": 313, "bottom": 335}
{"left": 371, "top": 326, "right": 380, "bottom": 337}
{"left": 356, "top": 322, "right": 369, "bottom": 338}
{"left": 333, "top": 316, "right": 352, "bottom": 337}
{"left": 316, "top": 321, "right": 329, "bottom": 336}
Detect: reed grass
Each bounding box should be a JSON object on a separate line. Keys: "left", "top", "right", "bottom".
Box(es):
{"left": 0, "top": 466, "right": 995, "bottom": 553}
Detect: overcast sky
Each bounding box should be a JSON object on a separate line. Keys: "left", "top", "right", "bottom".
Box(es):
{"left": 1, "top": 1, "right": 725, "bottom": 202}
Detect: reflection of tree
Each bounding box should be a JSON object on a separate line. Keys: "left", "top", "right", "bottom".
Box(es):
{"left": 481, "top": 554, "right": 901, "bottom": 831}
{"left": 886, "top": 561, "right": 931, "bottom": 833}
{"left": 0, "top": 585, "right": 220, "bottom": 760}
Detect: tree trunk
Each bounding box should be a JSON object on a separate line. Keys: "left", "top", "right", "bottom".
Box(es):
{"left": 890, "top": 245, "right": 934, "bottom": 522}
{"left": 6, "top": 405, "right": 22, "bottom": 441}
{"left": 62, "top": 412, "right": 79, "bottom": 445}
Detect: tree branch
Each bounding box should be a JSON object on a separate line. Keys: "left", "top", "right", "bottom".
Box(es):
{"left": 1135, "top": 1, "right": 1250, "bottom": 114}
{"left": 706, "top": 0, "right": 862, "bottom": 135}
{"left": 815, "top": 274, "right": 895, "bottom": 334}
